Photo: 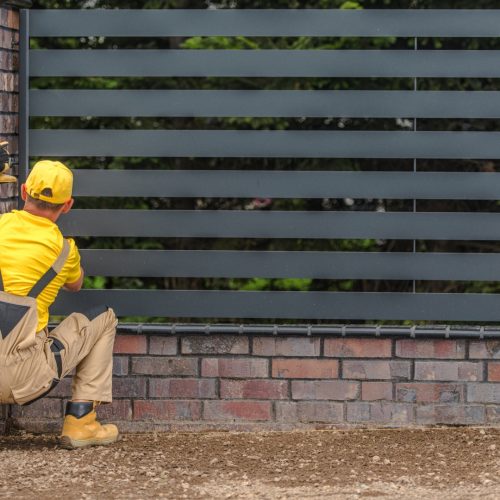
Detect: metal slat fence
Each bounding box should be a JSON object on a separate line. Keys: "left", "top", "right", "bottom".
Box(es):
{"left": 21, "top": 8, "right": 500, "bottom": 323}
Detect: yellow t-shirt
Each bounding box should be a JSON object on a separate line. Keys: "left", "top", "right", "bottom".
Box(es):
{"left": 0, "top": 210, "right": 81, "bottom": 331}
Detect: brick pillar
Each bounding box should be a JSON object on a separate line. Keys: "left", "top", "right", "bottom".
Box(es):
{"left": 0, "top": 0, "right": 31, "bottom": 436}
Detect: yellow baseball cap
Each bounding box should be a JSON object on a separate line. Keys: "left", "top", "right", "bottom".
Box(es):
{"left": 26, "top": 160, "right": 73, "bottom": 204}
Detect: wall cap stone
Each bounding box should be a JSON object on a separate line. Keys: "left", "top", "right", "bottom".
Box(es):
{"left": 2, "top": 1, "right": 32, "bottom": 8}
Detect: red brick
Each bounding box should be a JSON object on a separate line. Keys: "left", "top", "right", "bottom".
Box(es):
{"left": 276, "top": 401, "right": 344, "bottom": 423}
{"left": 0, "top": 91, "right": 17, "bottom": 113}
{"left": 0, "top": 51, "right": 17, "bottom": 72}
{"left": 414, "top": 361, "right": 482, "bottom": 382}
{"left": 113, "top": 356, "right": 129, "bottom": 376}
{"left": 203, "top": 401, "right": 272, "bottom": 421}
{"left": 134, "top": 400, "right": 201, "bottom": 421}
{"left": 486, "top": 406, "right": 500, "bottom": 423}
{"left": 113, "top": 335, "right": 147, "bottom": 354}
{"left": 0, "top": 181, "right": 17, "bottom": 199}
{"left": 346, "top": 402, "right": 413, "bottom": 424}
{"left": 5, "top": 9, "right": 19, "bottom": 30}
{"left": 220, "top": 379, "right": 288, "bottom": 400}
{"left": 274, "top": 401, "right": 296, "bottom": 422}
{"left": 0, "top": 199, "right": 17, "bottom": 213}
{"left": 47, "top": 378, "right": 72, "bottom": 398}
{"left": 272, "top": 358, "right": 338, "bottom": 379}
{"left": 47, "top": 377, "right": 72, "bottom": 399}
{"left": 325, "top": 338, "right": 391, "bottom": 358}
{"left": 488, "top": 362, "right": 500, "bottom": 381}
{"left": 11, "top": 399, "right": 62, "bottom": 419}
{"left": 182, "top": 335, "right": 249, "bottom": 354}
{"left": 112, "top": 377, "right": 147, "bottom": 398}
{"left": 253, "top": 337, "right": 320, "bottom": 357}
{"left": 149, "top": 378, "right": 217, "bottom": 399}
{"left": 0, "top": 28, "right": 18, "bottom": 49}
{"left": 291, "top": 380, "right": 359, "bottom": 400}
{"left": 416, "top": 404, "right": 485, "bottom": 425}
{"left": 343, "top": 360, "right": 411, "bottom": 380}
{"left": 0, "top": 73, "right": 18, "bottom": 92}
{"left": 0, "top": 199, "right": 17, "bottom": 214}
{"left": 0, "top": 115, "right": 17, "bottom": 134}
{"left": 148, "top": 336, "right": 177, "bottom": 355}
{"left": 467, "top": 383, "right": 500, "bottom": 403}
{"left": 361, "top": 382, "right": 393, "bottom": 401}
{"left": 97, "top": 400, "right": 132, "bottom": 421}
{"left": 131, "top": 357, "right": 198, "bottom": 376}
{"left": 396, "top": 339, "right": 465, "bottom": 359}
{"left": 396, "top": 383, "right": 464, "bottom": 403}
{"left": 470, "top": 340, "right": 500, "bottom": 359}
{"left": 201, "top": 358, "right": 268, "bottom": 378}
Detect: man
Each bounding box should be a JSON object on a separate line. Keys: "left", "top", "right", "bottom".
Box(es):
{"left": 0, "top": 160, "right": 119, "bottom": 449}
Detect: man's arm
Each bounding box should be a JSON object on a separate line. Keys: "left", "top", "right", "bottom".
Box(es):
{"left": 63, "top": 267, "right": 84, "bottom": 292}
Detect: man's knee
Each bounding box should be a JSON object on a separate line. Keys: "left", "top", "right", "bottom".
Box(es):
{"left": 83, "top": 304, "right": 110, "bottom": 321}
{"left": 83, "top": 306, "right": 117, "bottom": 337}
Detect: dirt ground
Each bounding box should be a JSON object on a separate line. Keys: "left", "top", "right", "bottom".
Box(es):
{"left": 0, "top": 428, "right": 499, "bottom": 499}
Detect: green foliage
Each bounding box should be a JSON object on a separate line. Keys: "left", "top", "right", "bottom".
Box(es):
{"left": 183, "top": 36, "right": 260, "bottom": 50}
{"left": 230, "top": 278, "right": 312, "bottom": 291}
{"left": 29, "top": 0, "right": 500, "bottom": 325}
{"left": 340, "top": 1, "right": 362, "bottom": 9}
{"left": 83, "top": 276, "right": 106, "bottom": 289}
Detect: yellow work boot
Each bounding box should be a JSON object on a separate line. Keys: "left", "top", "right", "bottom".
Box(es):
{"left": 60, "top": 401, "right": 119, "bottom": 449}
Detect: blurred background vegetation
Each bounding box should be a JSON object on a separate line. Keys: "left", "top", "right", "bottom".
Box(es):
{"left": 29, "top": 0, "right": 500, "bottom": 324}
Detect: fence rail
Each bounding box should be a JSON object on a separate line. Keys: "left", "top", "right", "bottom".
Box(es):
{"left": 29, "top": 90, "right": 500, "bottom": 119}
{"left": 29, "top": 130, "right": 500, "bottom": 159}
{"left": 23, "top": 8, "right": 500, "bottom": 322}
{"left": 29, "top": 50, "right": 500, "bottom": 78}
{"left": 67, "top": 170, "right": 500, "bottom": 199}
{"left": 53, "top": 290, "right": 500, "bottom": 321}
{"left": 29, "top": 9, "right": 500, "bottom": 37}
{"left": 58, "top": 211, "right": 500, "bottom": 240}
{"left": 80, "top": 249, "right": 500, "bottom": 281}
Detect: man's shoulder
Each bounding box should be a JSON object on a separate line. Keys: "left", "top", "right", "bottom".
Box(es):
{"left": 0, "top": 210, "right": 15, "bottom": 226}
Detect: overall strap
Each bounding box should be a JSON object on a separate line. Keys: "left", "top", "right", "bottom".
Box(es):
{"left": 27, "top": 239, "right": 71, "bottom": 298}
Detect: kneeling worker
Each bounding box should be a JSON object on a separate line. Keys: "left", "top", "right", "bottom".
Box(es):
{"left": 0, "top": 160, "right": 118, "bottom": 448}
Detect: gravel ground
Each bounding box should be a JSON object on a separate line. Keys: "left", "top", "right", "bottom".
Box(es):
{"left": 0, "top": 427, "right": 499, "bottom": 499}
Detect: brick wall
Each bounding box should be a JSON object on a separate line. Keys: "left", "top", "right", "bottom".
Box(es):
{"left": 0, "top": 1, "right": 24, "bottom": 435}
{"left": 10, "top": 335, "right": 500, "bottom": 433}
{"left": 0, "top": 4, "right": 20, "bottom": 214}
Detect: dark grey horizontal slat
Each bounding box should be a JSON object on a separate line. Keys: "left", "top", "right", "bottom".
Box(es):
{"left": 59, "top": 210, "right": 500, "bottom": 240}
{"left": 80, "top": 250, "right": 500, "bottom": 281}
{"left": 29, "top": 9, "right": 500, "bottom": 38}
{"left": 29, "top": 130, "right": 500, "bottom": 159}
{"left": 69, "top": 170, "right": 500, "bottom": 200}
{"left": 29, "top": 90, "right": 500, "bottom": 119}
{"left": 29, "top": 50, "right": 500, "bottom": 78}
{"left": 52, "top": 290, "right": 500, "bottom": 321}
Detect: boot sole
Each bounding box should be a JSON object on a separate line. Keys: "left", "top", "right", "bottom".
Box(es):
{"left": 59, "top": 434, "right": 119, "bottom": 450}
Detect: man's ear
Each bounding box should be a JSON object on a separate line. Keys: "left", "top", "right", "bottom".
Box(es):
{"left": 21, "top": 183, "right": 27, "bottom": 201}
{"left": 61, "top": 198, "right": 74, "bottom": 214}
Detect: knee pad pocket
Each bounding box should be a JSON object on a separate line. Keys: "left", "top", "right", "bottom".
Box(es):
{"left": 81, "top": 304, "right": 109, "bottom": 322}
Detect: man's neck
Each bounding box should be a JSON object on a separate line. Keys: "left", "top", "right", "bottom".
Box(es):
{"left": 23, "top": 204, "right": 60, "bottom": 223}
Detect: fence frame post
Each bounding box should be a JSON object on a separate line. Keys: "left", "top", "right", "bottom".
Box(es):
{"left": 0, "top": 0, "right": 32, "bottom": 435}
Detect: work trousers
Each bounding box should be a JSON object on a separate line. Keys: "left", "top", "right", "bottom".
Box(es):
{"left": 0, "top": 308, "right": 117, "bottom": 405}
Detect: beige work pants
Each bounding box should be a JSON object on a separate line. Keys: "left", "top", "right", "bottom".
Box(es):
{"left": 0, "top": 308, "right": 117, "bottom": 405}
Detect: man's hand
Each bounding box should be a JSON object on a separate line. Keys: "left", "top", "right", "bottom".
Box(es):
{"left": 64, "top": 267, "right": 84, "bottom": 292}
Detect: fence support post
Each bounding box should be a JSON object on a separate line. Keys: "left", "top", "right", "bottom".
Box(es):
{"left": 0, "top": 0, "right": 31, "bottom": 435}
